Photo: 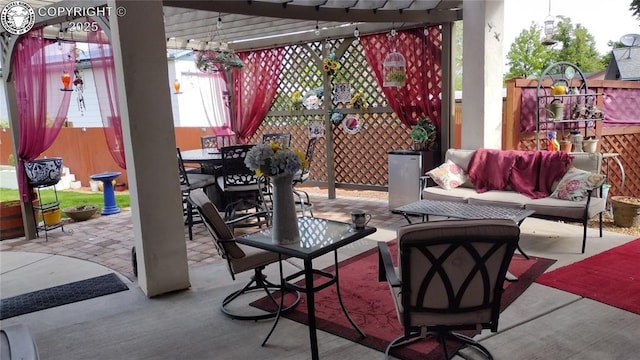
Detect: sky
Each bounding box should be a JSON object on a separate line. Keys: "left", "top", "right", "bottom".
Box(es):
{"left": 502, "top": 0, "right": 640, "bottom": 61}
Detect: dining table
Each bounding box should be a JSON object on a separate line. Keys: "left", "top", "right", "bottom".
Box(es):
{"left": 235, "top": 216, "right": 377, "bottom": 360}
{"left": 179, "top": 148, "right": 222, "bottom": 169}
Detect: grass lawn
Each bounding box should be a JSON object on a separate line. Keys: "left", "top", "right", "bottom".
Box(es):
{"left": 0, "top": 188, "right": 130, "bottom": 217}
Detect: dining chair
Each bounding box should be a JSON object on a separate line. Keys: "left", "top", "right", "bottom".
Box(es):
{"left": 176, "top": 147, "right": 217, "bottom": 240}
{"left": 262, "top": 133, "right": 292, "bottom": 147}
{"left": 216, "top": 144, "right": 269, "bottom": 227}
{"left": 188, "top": 188, "right": 299, "bottom": 320}
{"left": 201, "top": 134, "right": 238, "bottom": 150}
{"left": 292, "top": 137, "right": 318, "bottom": 216}
{"left": 378, "top": 219, "right": 520, "bottom": 360}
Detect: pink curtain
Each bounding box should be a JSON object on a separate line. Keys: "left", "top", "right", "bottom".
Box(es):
{"left": 88, "top": 26, "right": 126, "bottom": 169}
{"left": 361, "top": 27, "right": 442, "bottom": 134}
{"left": 12, "top": 28, "right": 74, "bottom": 201}
{"left": 231, "top": 48, "right": 285, "bottom": 143}
{"left": 196, "top": 71, "right": 231, "bottom": 129}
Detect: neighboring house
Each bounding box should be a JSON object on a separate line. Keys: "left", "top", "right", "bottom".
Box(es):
{"left": 605, "top": 47, "right": 640, "bottom": 81}
{"left": 0, "top": 49, "right": 217, "bottom": 128}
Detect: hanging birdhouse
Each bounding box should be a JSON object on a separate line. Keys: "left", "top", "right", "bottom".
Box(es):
{"left": 383, "top": 51, "right": 406, "bottom": 87}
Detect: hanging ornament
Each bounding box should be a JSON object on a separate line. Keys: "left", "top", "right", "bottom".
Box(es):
{"left": 383, "top": 51, "right": 406, "bottom": 87}
{"left": 73, "top": 68, "right": 86, "bottom": 115}
{"left": 352, "top": 26, "right": 360, "bottom": 46}
{"left": 383, "top": 28, "right": 406, "bottom": 87}
{"left": 173, "top": 79, "right": 181, "bottom": 94}
{"left": 61, "top": 70, "right": 72, "bottom": 90}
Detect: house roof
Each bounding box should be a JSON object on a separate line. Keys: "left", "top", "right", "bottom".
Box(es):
{"left": 606, "top": 47, "right": 640, "bottom": 81}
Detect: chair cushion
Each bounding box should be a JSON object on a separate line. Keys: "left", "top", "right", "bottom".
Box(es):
{"left": 186, "top": 173, "right": 217, "bottom": 189}
{"left": 426, "top": 160, "right": 468, "bottom": 190}
{"left": 188, "top": 189, "right": 244, "bottom": 259}
{"left": 549, "top": 167, "right": 606, "bottom": 201}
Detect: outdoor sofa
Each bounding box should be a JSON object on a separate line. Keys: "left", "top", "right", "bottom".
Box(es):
{"left": 422, "top": 148, "right": 606, "bottom": 253}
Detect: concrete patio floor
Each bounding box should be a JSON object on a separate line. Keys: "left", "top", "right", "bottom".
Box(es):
{"left": 1, "top": 189, "right": 639, "bottom": 359}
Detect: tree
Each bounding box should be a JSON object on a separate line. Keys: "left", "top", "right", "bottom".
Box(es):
{"left": 631, "top": 0, "right": 640, "bottom": 19}
{"left": 552, "top": 17, "right": 603, "bottom": 72}
{"left": 504, "top": 23, "right": 555, "bottom": 79}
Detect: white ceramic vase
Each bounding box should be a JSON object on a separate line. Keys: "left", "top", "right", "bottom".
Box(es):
{"left": 270, "top": 173, "right": 300, "bottom": 245}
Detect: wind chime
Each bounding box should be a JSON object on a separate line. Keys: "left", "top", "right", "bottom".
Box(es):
{"left": 73, "top": 48, "right": 86, "bottom": 115}
{"left": 383, "top": 28, "right": 407, "bottom": 88}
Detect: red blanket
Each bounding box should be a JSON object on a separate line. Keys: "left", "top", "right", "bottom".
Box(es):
{"left": 467, "top": 149, "right": 573, "bottom": 199}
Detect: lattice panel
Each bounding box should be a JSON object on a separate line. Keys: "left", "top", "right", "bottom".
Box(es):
{"left": 252, "top": 36, "right": 430, "bottom": 189}
{"left": 601, "top": 133, "right": 640, "bottom": 199}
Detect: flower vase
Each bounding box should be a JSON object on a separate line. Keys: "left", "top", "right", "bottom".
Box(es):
{"left": 270, "top": 173, "right": 300, "bottom": 245}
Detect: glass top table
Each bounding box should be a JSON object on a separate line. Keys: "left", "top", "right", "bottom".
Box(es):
{"left": 235, "top": 216, "right": 377, "bottom": 360}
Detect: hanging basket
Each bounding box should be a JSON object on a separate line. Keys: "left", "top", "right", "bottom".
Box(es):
{"left": 383, "top": 51, "right": 406, "bottom": 87}
{"left": 195, "top": 50, "right": 243, "bottom": 73}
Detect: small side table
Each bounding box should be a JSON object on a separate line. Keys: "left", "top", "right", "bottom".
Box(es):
{"left": 90, "top": 171, "right": 122, "bottom": 215}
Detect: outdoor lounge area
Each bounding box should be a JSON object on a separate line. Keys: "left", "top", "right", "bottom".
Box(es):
{"left": 1, "top": 189, "right": 639, "bottom": 359}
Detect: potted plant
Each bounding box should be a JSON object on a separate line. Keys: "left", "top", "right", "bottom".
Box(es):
{"left": 410, "top": 117, "right": 437, "bottom": 150}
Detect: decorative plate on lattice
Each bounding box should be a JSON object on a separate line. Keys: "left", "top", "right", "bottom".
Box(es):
{"left": 383, "top": 51, "right": 406, "bottom": 87}
{"left": 342, "top": 114, "right": 361, "bottom": 134}
{"left": 308, "top": 119, "right": 324, "bottom": 138}
{"left": 333, "top": 82, "right": 352, "bottom": 104}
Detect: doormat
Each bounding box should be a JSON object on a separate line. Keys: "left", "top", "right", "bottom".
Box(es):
{"left": 1, "top": 273, "right": 129, "bottom": 320}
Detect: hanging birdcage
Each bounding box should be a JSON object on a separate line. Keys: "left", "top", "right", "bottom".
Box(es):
{"left": 383, "top": 51, "right": 406, "bottom": 87}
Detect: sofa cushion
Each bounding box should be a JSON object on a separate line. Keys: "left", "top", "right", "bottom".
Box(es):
{"left": 426, "top": 160, "right": 468, "bottom": 190}
{"left": 550, "top": 167, "right": 606, "bottom": 201}
{"left": 444, "top": 149, "right": 476, "bottom": 188}
{"left": 466, "top": 190, "right": 529, "bottom": 209}
{"left": 422, "top": 186, "right": 475, "bottom": 202}
{"left": 526, "top": 196, "right": 605, "bottom": 219}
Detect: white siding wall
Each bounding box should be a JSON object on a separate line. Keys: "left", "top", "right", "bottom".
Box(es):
{"left": 1, "top": 58, "right": 211, "bottom": 129}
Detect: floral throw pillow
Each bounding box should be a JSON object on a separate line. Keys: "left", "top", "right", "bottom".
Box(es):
{"left": 426, "top": 160, "right": 468, "bottom": 190}
{"left": 550, "top": 167, "right": 606, "bottom": 201}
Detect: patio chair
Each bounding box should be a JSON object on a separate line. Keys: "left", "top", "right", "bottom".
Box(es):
{"left": 292, "top": 137, "right": 318, "bottom": 216}
{"left": 378, "top": 219, "right": 520, "bottom": 360}
{"left": 201, "top": 134, "right": 238, "bottom": 150}
{"left": 262, "top": 133, "right": 291, "bottom": 147}
{"left": 177, "top": 148, "right": 217, "bottom": 240}
{"left": 216, "top": 144, "right": 269, "bottom": 227}
{"left": 188, "top": 188, "right": 300, "bottom": 320}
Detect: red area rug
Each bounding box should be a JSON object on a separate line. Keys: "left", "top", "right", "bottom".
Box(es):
{"left": 536, "top": 238, "right": 640, "bottom": 314}
{"left": 254, "top": 241, "right": 555, "bottom": 360}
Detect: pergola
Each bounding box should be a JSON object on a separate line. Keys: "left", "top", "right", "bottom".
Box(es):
{"left": 1, "top": 0, "right": 505, "bottom": 296}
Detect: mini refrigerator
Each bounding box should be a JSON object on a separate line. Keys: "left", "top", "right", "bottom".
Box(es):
{"left": 388, "top": 150, "right": 440, "bottom": 211}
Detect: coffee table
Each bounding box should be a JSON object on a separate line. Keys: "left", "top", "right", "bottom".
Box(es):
{"left": 394, "top": 200, "right": 535, "bottom": 262}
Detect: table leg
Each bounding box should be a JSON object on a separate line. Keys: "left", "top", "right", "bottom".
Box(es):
{"left": 262, "top": 255, "right": 285, "bottom": 346}
{"left": 333, "top": 251, "right": 365, "bottom": 337}
{"left": 304, "top": 258, "right": 319, "bottom": 360}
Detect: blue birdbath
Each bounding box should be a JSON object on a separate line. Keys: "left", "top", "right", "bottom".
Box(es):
{"left": 90, "top": 171, "right": 122, "bottom": 215}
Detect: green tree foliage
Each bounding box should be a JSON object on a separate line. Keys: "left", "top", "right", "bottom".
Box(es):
{"left": 552, "top": 17, "right": 603, "bottom": 72}
{"left": 454, "top": 21, "right": 463, "bottom": 91}
{"left": 505, "top": 23, "right": 555, "bottom": 79}
{"left": 602, "top": 41, "right": 625, "bottom": 68}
